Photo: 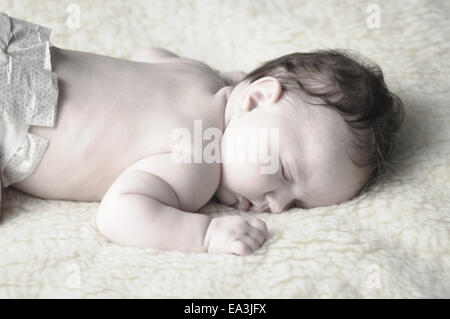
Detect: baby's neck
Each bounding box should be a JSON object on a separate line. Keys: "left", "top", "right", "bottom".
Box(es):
{"left": 213, "top": 85, "right": 233, "bottom": 130}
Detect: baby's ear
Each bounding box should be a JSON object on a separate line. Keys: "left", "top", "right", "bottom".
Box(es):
{"left": 241, "top": 76, "right": 282, "bottom": 112}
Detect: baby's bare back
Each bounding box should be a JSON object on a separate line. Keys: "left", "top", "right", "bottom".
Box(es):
{"left": 13, "top": 47, "right": 225, "bottom": 202}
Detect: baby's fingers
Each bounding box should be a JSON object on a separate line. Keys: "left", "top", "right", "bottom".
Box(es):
{"left": 229, "top": 236, "right": 259, "bottom": 256}
{"left": 246, "top": 226, "right": 266, "bottom": 245}
{"left": 244, "top": 216, "right": 269, "bottom": 240}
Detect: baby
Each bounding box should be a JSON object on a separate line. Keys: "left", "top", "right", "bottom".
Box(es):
{"left": 0, "top": 13, "right": 403, "bottom": 256}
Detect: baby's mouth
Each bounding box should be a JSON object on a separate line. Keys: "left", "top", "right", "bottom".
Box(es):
{"left": 233, "top": 196, "right": 269, "bottom": 213}
{"left": 233, "top": 196, "right": 251, "bottom": 211}
{"left": 248, "top": 204, "right": 270, "bottom": 213}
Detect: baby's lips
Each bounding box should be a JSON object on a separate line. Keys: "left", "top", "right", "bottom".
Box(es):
{"left": 233, "top": 197, "right": 251, "bottom": 211}
{"left": 249, "top": 204, "right": 270, "bottom": 213}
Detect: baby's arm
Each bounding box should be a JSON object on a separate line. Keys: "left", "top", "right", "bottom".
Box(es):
{"left": 130, "top": 47, "right": 180, "bottom": 63}
{"left": 96, "top": 155, "right": 268, "bottom": 255}
{"left": 130, "top": 48, "right": 247, "bottom": 87}
{"left": 96, "top": 166, "right": 209, "bottom": 252}
{"left": 130, "top": 48, "right": 247, "bottom": 85}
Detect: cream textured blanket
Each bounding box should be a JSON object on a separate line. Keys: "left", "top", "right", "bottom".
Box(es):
{"left": 0, "top": 0, "right": 449, "bottom": 298}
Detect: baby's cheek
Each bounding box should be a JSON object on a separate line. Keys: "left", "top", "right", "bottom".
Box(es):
{"left": 260, "top": 169, "right": 280, "bottom": 188}
{"left": 220, "top": 162, "right": 253, "bottom": 192}
{"left": 243, "top": 164, "right": 278, "bottom": 197}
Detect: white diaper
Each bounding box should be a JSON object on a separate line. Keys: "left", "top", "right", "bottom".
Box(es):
{"left": 0, "top": 12, "right": 58, "bottom": 188}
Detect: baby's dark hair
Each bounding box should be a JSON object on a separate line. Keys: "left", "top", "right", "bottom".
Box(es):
{"left": 243, "top": 49, "right": 404, "bottom": 190}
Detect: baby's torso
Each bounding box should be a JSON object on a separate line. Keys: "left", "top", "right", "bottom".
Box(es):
{"left": 13, "top": 47, "right": 226, "bottom": 203}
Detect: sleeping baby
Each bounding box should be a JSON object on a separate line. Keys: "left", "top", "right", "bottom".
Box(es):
{"left": 0, "top": 13, "right": 403, "bottom": 255}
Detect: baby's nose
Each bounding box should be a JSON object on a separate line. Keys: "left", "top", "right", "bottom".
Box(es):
{"left": 266, "top": 192, "right": 292, "bottom": 213}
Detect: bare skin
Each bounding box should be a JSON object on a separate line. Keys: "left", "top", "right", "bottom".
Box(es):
{"left": 1, "top": 47, "right": 367, "bottom": 256}
{"left": 5, "top": 46, "right": 268, "bottom": 255}
{"left": 16, "top": 47, "right": 224, "bottom": 203}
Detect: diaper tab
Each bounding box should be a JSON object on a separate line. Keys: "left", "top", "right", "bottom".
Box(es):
{"left": 0, "top": 12, "right": 59, "bottom": 187}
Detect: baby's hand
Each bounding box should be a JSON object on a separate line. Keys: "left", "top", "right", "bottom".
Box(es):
{"left": 203, "top": 215, "right": 269, "bottom": 256}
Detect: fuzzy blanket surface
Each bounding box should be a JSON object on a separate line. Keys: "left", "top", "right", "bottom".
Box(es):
{"left": 0, "top": 0, "right": 449, "bottom": 298}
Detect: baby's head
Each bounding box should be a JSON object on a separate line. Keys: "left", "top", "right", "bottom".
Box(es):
{"left": 216, "top": 50, "right": 404, "bottom": 212}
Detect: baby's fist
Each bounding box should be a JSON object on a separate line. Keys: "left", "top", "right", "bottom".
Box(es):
{"left": 203, "top": 215, "right": 269, "bottom": 256}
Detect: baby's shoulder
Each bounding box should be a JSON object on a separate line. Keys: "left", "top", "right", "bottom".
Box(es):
{"left": 160, "top": 57, "right": 226, "bottom": 94}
